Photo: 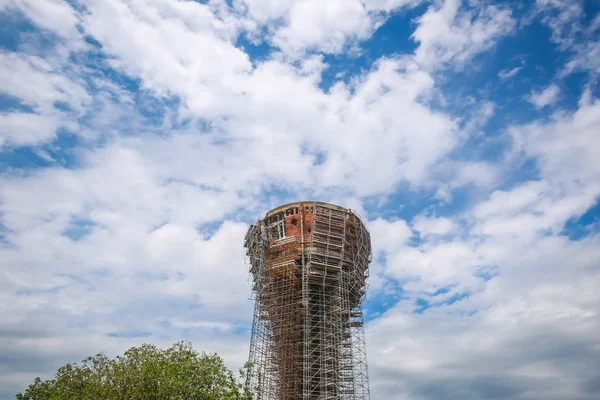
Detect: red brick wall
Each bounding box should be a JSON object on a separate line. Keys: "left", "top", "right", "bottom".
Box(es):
{"left": 283, "top": 205, "right": 313, "bottom": 240}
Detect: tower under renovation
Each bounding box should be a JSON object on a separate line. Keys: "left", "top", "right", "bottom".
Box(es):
{"left": 244, "top": 201, "right": 371, "bottom": 400}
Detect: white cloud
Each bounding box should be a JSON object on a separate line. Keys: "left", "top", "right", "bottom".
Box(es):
{"left": 528, "top": 84, "right": 561, "bottom": 109}
{"left": 513, "top": 89, "right": 600, "bottom": 188}
{"left": 237, "top": 0, "right": 296, "bottom": 25}
{"left": 412, "top": 0, "right": 515, "bottom": 70}
{"left": 268, "top": 0, "right": 375, "bottom": 56}
{"left": 82, "top": 0, "right": 251, "bottom": 118}
{"left": 0, "top": 51, "right": 90, "bottom": 114}
{"left": 0, "top": 0, "right": 81, "bottom": 43}
{"left": 463, "top": 100, "right": 495, "bottom": 132}
{"left": 564, "top": 40, "right": 600, "bottom": 75}
{"left": 536, "top": 0, "right": 584, "bottom": 48}
{"left": 453, "top": 160, "right": 498, "bottom": 188}
{"left": 473, "top": 180, "right": 546, "bottom": 220}
{"left": 0, "top": 51, "right": 92, "bottom": 148}
{"left": 364, "top": 0, "right": 420, "bottom": 13}
{"left": 370, "top": 218, "right": 414, "bottom": 251}
{"left": 240, "top": 0, "right": 421, "bottom": 56}
{"left": 412, "top": 215, "right": 455, "bottom": 236}
{"left": 0, "top": 112, "right": 59, "bottom": 147}
{"left": 431, "top": 160, "right": 499, "bottom": 203}
{"left": 498, "top": 65, "right": 523, "bottom": 79}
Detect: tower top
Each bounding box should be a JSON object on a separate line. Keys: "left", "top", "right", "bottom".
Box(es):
{"left": 264, "top": 200, "right": 352, "bottom": 218}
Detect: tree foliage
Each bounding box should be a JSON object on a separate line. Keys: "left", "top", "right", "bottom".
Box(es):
{"left": 16, "top": 342, "right": 253, "bottom": 400}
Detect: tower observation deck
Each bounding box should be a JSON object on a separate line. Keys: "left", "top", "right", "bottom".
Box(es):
{"left": 244, "top": 201, "right": 371, "bottom": 400}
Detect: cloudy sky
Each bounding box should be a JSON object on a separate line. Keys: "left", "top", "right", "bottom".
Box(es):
{"left": 1, "top": 0, "right": 599, "bottom": 399}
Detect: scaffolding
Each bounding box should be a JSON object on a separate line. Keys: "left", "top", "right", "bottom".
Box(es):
{"left": 244, "top": 201, "right": 372, "bottom": 400}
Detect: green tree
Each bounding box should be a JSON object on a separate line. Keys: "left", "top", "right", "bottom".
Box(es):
{"left": 16, "top": 342, "right": 253, "bottom": 400}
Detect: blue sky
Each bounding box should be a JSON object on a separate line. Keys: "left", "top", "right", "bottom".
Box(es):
{"left": 1, "top": 0, "right": 599, "bottom": 399}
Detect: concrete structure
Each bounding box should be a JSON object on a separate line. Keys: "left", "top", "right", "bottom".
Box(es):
{"left": 244, "top": 201, "right": 371, "bottom": 400}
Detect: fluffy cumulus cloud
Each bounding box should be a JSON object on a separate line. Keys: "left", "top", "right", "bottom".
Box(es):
{"left": 527, "top": 83, "right": 561, "bottom": 109}
{"left": 1, "top": 1, "right": 599, "bottom": 399}
{"left": 248, "top": 0, "right": 375, "bottom": 55}
{"left": 412, "top": 0, "right": 514, "bottom": 70}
